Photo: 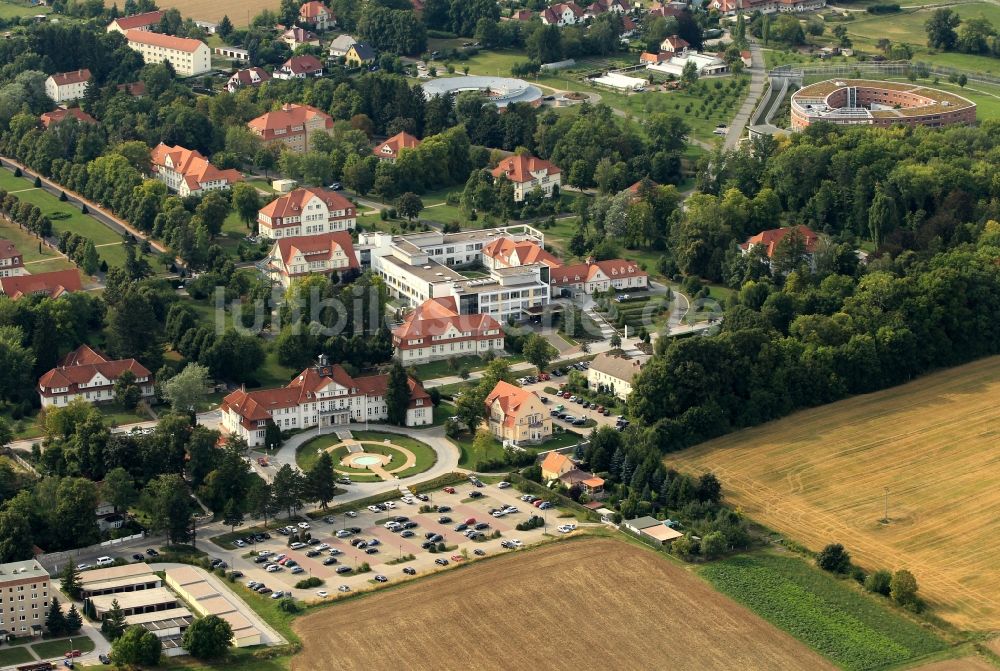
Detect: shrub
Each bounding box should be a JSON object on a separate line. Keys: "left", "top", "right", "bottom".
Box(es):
{"left": 294, "top": 576, "right": 323, "bottom": 589}
{"left": 816, "top": 543, "right": 852, "bottom": 574}
{"left": 864, "top": 569, "right": 892, "bottom": 596}
{"left": 890, "top": 569, "right": 919, "bottom": 607}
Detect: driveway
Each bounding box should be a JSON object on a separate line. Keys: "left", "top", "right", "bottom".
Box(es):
{"left": 725, "top": 43, "right": 766, "bottom": 150}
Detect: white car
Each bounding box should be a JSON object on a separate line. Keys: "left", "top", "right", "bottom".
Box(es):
{"left": 401, "top": 496, "right": 414, "bottom": 504}
{"left": 491, "top": 511, "right": 505, "bottom": 518}
{"left": 316, "top": 543, "right": 330, "bottom": 551}
{"left": 336, "top": 530, "right": 351, "bottom": 538}
{"left": 384, "top": 501, "right": 396, "bottom": 509}
{"left": 297, "top": 522, "right": 311, "bottom": 529}
{"left": 345, "top": 511, "right": 358, "bottom": 518}
{"left": 316, "top": 590, "right": 328, "bottom": 598}
{"left": 234, "top": 539, "right": 245, "bottom": 547}
{"left": 510, "top": 539, "right": 523, "bottom": 548}
{"left": 367, "top": 505, "right": 381, "bottom": 513}
{"left": 266, "top": 564, "right": 281, "bottom": 572}
{"left": 290, "top": 542, "right": 306, "bottom": 550}
{"left": 557, "top": 525, "right": 571, "bottom": 534}
{"left": 563, "top": 523, "right": 577, "bottom": 531}
{"left": 258, "top": 550, "right": 272, "bottom": 558}
{"left": 498, "top": 481, "right": 511, "bottom": 489}
{"left": 338, "top": 585, "right": 351, "bottom": 592}
{"left": 503, "top": 506, "right": 519, "bottom": 514}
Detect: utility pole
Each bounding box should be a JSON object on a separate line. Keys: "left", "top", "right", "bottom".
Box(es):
{"left": 882, "top": 487, "right": 889, "bottom": 524}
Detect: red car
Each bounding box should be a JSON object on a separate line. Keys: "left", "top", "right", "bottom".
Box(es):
{"left": 65, "top": 650, "right": 82, "bottom": 658}
{"left": 533, "top": 500, "right": 544, "bottom": 508}
{"left": 562, "top": 391, "right": 572, "bottom": 399}
{"left": 539, "top": 373, "right": 550, "bottom": 381}
{"left": 451, "top": 555, "right": 464, "bottom": 562}
{"left": 443, "top": 486, "right": 456, "bottom": 494}
{"left": 464, "top": 517, "right": 476, "bottom": 525}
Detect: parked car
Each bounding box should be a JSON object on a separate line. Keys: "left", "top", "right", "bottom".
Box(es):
{"left": 498, "top": 481, "right": 511, "bottom": 489}
{"left": 473, "top": 549, "right": 486, "bottom": 556}
{"left": 444, "top": 486, "right": 456, "bottom": 494}
{"left": 316, "top": 590, "right": 329, "bottom": 598}
{"left": 374, "top": 575, "right": 388, "bottom": 583}
{"left": 323, "top": 557, "right": 338, "bottom": 565}
{"left": 403, "top": 567, "right": 416, "bottom": 575}
{"left": 336, "top": 565, "right": 352, "bottom": 574}
{"left": 434, "top": 558, "right": 449, "bottom": 566}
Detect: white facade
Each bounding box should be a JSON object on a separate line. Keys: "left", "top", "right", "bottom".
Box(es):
{"left": 258, "top": 191, "right": 356, "bottom": 239}
{"left": 126, "top": 33, "right": 211, "bottom": 77}
{"left": 45, "top": 72, "right": 90, "bottom": 103}
{"left": 396, "top": 332, "right": 505, "bottom": 365}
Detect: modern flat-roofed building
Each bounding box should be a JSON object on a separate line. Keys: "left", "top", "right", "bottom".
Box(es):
{"left": 45, "top": 69, "right": 91, "bottom": 103}
{"left": 0, "top": 239, "right": 25, "bottom": 277}
{"left": 0, "top": 560, "right": 50, "bottom": 636}
{"left": 124, "top": 30, "right": 211, "bottom": 77}
{"left": 78, "top": 563, "right": 161, "bottom": 600}
{"left": 392, "top": 296, "right": 505, "bottom": 364}
{"left": 247, "top": 103, "right": 334, "bottom": 154}
{"left": 257, "top": 187, "right": 356, "bottom": 239}
{"left": 90, "top": 587, "right": 179, "bottom": 617}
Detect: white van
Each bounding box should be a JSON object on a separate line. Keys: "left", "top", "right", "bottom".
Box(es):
{"left": 95, "top": 556, "right": 114, "bottom": 567}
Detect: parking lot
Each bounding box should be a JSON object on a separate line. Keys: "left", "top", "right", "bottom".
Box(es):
{"left": 516, "top": 364, "right": 624, "bottom": 432}
{"left": 218, "top": 480, "right": 572, "bottom": 601}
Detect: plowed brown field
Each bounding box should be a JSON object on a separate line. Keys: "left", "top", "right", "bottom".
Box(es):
{"left": 674, "top": 355, "right": 1000, "bottom": 631}
{"left": 291, "top": 538, "right": 834, "bottom": 671}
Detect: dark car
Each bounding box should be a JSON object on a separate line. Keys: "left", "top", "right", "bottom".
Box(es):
{"left": 421, "top": 541, "right": 433, "bottom": 549}
{"left": 348, "top": 526, "right": 362, "bottom": 534}
{"left": 323, "top": 557, "right": 338, "bottom": 565}
{"left": 403, "top": 567, "right": 416, "bottom": 575}
{"left": 474, "top": 549, "right": 486, "bottom": 556}
{"left": 474, "top": 522, "right": 489, "bottom": 530}
{"left": 404, "top": 521, "right": 418, "bottom": 529}
{"left": 307, "top": 538, "right": 321, "bottom": 545}
{"left": 438, "top": 505, "right": 452, "bottom": 513}
{"left": 229, "top": 570, "right": 244, "bottom": 578}
{"left": 365, "top": 547, "right": 379, "bottom": 555}
{"left": 374, "top": 575, "right": 388, "bottom": 583}
{"left": 401, "top": 530, "right": 415, "bottom": 538}
{"left": 469, "top": 491, "right": 484, "bottom": 498}
{"left": 438, "top": 516, "right": 452, "bottom": 524}
{"left": 336, "top": 565, "right": 352, "bottom": 574}
{"left": 98, "top": 653, "right": 111, "bottom": 664}
{"left": 454, "top": 523, "right": 468, "bottom": 531}
{"left": 145, "top": 548, "right": 159, "bottom": 557}
{"left": 131, "top": 553, "right": 144, "bottom": 561}
{"left": 306, "top": 549, "right": 321, "bottom": 557}
{"left": 434, "top": 558, "right": 449, "bottom": 566}
{"left": 429, "top": 533, "right": 443, "bottom": 543}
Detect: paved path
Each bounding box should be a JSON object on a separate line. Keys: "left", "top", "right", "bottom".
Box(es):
{"left": 725, "top": 43, "right": 765, "bottom": 150}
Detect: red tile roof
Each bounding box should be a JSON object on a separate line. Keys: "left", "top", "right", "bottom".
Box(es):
{"left": 661, "top": 35, "right": 689, "bottom": 51}
{"left": 541, "top": 451, "right": 573, "bottom": 474}
{"left": 485, "top": 380, "right": 541, "bottom": 428}
{"left": 116, "top": 81, "right": 146, "bottom": 97}
{"left": 512, "top": 9, "right": 533, "bottom": 19}
{"left": 259, "top": 187, "right": 354, "bottom": 225}
{"left": 542, "top": 1, "right": 585, "bottom": 23}
{"left": 0, "top": 269, "right": 81, "bottom": 299}
{"left": 150, "top": 143, "right": 242, "bottom": 192}
{"left": 491, "top": 155, "right": 561, "bottom": 184}
{"left": 109, "top": 11, "right": 163, "bottom": 30}
{"left": 298, "top": 1, "right": 330, "bottom": 19}
{"left": 38, "top": 345, "right": 151, "bottom": 397}
{"left": 0, "top": 239, "right": 22, "bottom": 261}
{"left": 627, "top": 178, "right": 659, "bottom": 195}
{"left": 640, "top": 52, "right": 669, "bottom": 64}
{"left": 740, "top": 225, "right": 819, "bottom": 258}
{"left": 124, "top": 29, "right": 205, "bottom": 53}
{"left": 482, "top": 237, "right": 561, "bottom": 269}
{"left": 247, "top": 103, "right": 333, "bottom": 134}
{"left": 373, "top": 132, "right": 420, "bottom": 160}
{"left": 227, "top": 67, "right": 271, "bottom": 90}
{"left": 40, "top": 107, "right": 97, "bottom": 128}
{"left": 273, "top": 232, "right": 358, "bottom": 270}
{"left": 49, "top": 69, "right": 91, "bottom": 87}
{"left": 551, "top": 259, "right": 647, "bottom": 286}
{"left": 279, "top": 54, "right": 323, "bottom": 76}
{"left": 392, "top": 297, "right": 502, "bottom": 350}
{"left": 281, "top": 27, "right": 319, "bottom": 45}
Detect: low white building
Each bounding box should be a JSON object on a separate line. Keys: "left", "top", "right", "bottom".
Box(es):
{"left": 551, "top": 258, "right": 648, "bottom": 296}
{"left": 257, "top": 187, "right": 356, "bottom": 239}
{"left": 392, "top": 297, "right": 505, "bottom": 364}
{"left": 266, "top": 231, "right": 359, "bottom": 288}
{"left": 220, "top": 357, "right": 432, "bottom": 446}
{"left": 150, "top": 143, "right": 242, "bottom": 197}
{"left": 587, "top": 352, "right": 644, "bottom": 400}
{"left": 490, "top": 155, "right": 562, "bottom": 202}
{"left": 45, "top": 69, "right": 91, "bottom": 103}
{"left": 591, "top": 72, "right": 647, "bottom": 92}
{"left": 124, "top": 30, "right": 211, "bottom": 77}
{"left": 38, "top": 345, "right": 154, "bottom": 408}
{"left": 647, "top": 50, "right": 730, "bottom": 77}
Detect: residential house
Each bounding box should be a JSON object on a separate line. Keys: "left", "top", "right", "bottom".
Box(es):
{"left": 587, "top": 352, "right": 643, "bottom": 400}
{"left": 559, "top": 468, "right": 605, "bottom": 496}
{"left": 274, "top": 54, "right": 324, "bottom": 80}
{"left": 247, "top": 103, "right": 334, "bottom": 153}
{"left": 220, "top": 356, "right": 432, "bottom": 446}
{"left": 739, "top": 225, "right": 819, "bottom": 266}
{"left": 226, "top": 67, "right": 271, "bottom": 93}
{"left": 257, "top": 187, "right": 356, "bottom": 239}
{"left": 0, "top": 239, "right": 25, "bottom": 277}
{"left": 298, "top": 1, "right": 335, "bottom": 30}
{"left": 345, "top": 42, "right": 376, "bottom": 67}
{"left": 44, "top": 69, "right": 91, "bottom": 103}
{"left": 619, "top": 15, "right": 637, "bottom": 37}
{"left": 485, "top": 381, "right": 552, "bottom": 445}
{"left": 40, "top": 107, "right": 96, "bottom": 128}
{"left": 639, "top": 51, "right": 671, "bottom": 65}
{"left": 490, "top": 155, "right": 562, "bottom": 202}
{"left": 373, "top": 131, "right": 420, "bottom": 162}
{"left": 0, "top": 560, "right": 50, "bottom": 636}
{"left": 511, "top": 9, "right": 533, "bottom": 20}
{"left": 585, "top": 0, "right": 627, "bottom": 17}
{"left": 660, "top": 35, "right": 689, "bottom": 54}
{"left": 124, "top": 30, "right": 211, "bottom": 77}
{"left": 0, "top": 269, "right": 81, "bottom": 300}
{"left": 38, "top": 344, "right": 154, "bottom": 408}
{"left": 265, "top": 231, "right": 359, "bottom": 288}
{"left": 540, "top": 451, "right": 575, "bottom": 480}
{"left": 541, "top": 2, "right": 585, "bottom": 25}
{"left": 391, "top": 297, "right": 505, "bottom": 364}
{"left": 551, "top": 258, "right": 647, "bottom": 295}
{"left": 150, "top": 143, "right": 242, "bottom": 197}
{"left": 482, "top": 237, "right": 561, "bottom": 270}
{"left": 328, "top": 33, "right": 357, "bottom": 58}
{"left": 280, "top": 26, "right": 320, "bottom": 50}
{"left": 106, "top": 10, "right": 163, "bottom": 34}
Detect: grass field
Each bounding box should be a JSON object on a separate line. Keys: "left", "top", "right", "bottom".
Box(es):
{"left": 674, "top": 355, "right": 1000, "bottom": 630}
{"left": 0, "top": 0, "right": 49, "bottom": 18}
{"left": 296, "top": 431, "right": 436, "bottom": 481}
{"left": 290, "top": 537, "right": 835, "bottom": 671}
{"left": 0, "top": 647, "right": 33, "bottom": 667}
{"left": 159, "top": 0, "right": 278, "bottom": 24}
{"left": 701, "top": 553, "right": 945, "bottom": 670}
{"left": 30, "top": 636, "right": 96, "bottom": 660}
{"left": 0, "top": 220, "right": 64, "bottom": 263}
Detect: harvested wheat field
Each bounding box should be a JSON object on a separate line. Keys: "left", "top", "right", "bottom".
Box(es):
{"left": 159, "top": 0, "right": 277, "bottom": 24}
{"left": 674, "top": 355, "right": 1000, "bottom": 631}
{"left": 291, "top": 538, "right": 834, "bottom": 671}
{"left": 911, "top": 658, "right": 997, "bottom": 671}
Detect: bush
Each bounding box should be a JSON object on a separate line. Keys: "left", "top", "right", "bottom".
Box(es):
{"left": 294, "top": 576, "right": 323, "bottom": 589}
{"left": 864, "top": 569, "right": 892, "bottom": 596}
{"left": 816, "top": 543, "right": 852, "bottom": 574}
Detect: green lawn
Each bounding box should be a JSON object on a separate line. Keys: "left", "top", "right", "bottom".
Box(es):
{"left": 30, "top": 635, "right": 96, "bottom": 660}
{"left": 452, "top": 426, "right": 584, "bottom": 469}
{"left": 0, "top": 0, "right": 48, "bottom": 18}
{"left": 410, "top": 354, "right": 516, "bottom": 381}
{"left": 96, "top": 241, "right": 163, "bottom": 274}
{"left": 351, "top": 431, "right": 437, "bottom": 478}
{"left": 255, "top": 350, "right": 297, "bottom": 389}
{"left": 0, "top": 168, "right": 36, "bottom": 193}
{"left": 701, "top": 552, "right": 946, "bottom": 671}
{"left": 14, "top": 190, "right": 122, "bottom": 245}
{"left": 98, "top": 402, "right": 154, "bottom": 427}
{"left": 446, "top": 48, "right": 530, "bottom": 77}
{"left": 246, "top": 177, "right": 277, "bottom": 194}
{"left": 21, "top": 258, "right": 77, "bottom": 274}
{"left": 0, "top": 646, "right": 33, "bottom": 666}
{"left": 0, "top": 220, "right": 60, "bottom": 263}
{"left": 296, "top": 431, "right": 437, "bottom": 480}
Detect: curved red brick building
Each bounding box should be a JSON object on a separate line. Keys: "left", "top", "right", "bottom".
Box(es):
{"left": 791, "top": 79, "right": 976, "bottom": 130}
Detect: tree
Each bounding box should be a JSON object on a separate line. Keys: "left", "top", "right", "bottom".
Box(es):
{"left": 223, "top": 499, "right": 244, "bottom": 534}
{"left": 102, "top": 599, "right": 128, "bottom": 640}
{"left": 65, "top": 604, "right": 82, "bottom": 634}
{"left": 864, "top": 569, "right": 892, "bottom": 596}
{"left": 231, "top": 182, "right": 261, "bottom": 231}
{"left": 272, "top": 465, "right": 305, "bottom": 518}
{"left": 112, "top": 625, "right": 162, "bottom": 666}
{"left": 0, "top": 417, "right": 11, "bottom": 449}
{"left": 610, "top": 333, "right": 622, "bottom": 349}
{"left": 161, "top": 363, "right": 210, "bottom": 414}
{"left": 140, "top": 474, "right": 192, "bottom": 544}
{"left": 60, "top": 562, "right": 82, "bottom": 600}
{"left": 306, "top": 451, "right": 336, "bottom": 509}
{"left": 182, "top": 614, "right": 234, "bottom": 660}
{"left": 522, "top": 333, "right": 557, "bottom": 372}
{"left": 700, "top": 530, "right": 726, "bottom": 558}
{"left": 472, "top": 428, "right": 494, "bottom": 460}
{"left": 925, "top": 8, "right": 960, "bottom": 50}
{"left": 816, "top": 543, "right": 852, "bottom": 574}
{"left": 396, "top": 192, "right": 424, "bottom": 221}
{"left": 217, "top": 14, "right": 234, "bottom": 38}
{"left": 681, "top": 59, "right": 699, "bottom": 87}
{"left": 868, "top": 185, "right": 897, "bottom": 248}
{"left": 890, "top": 569, "right": 919, "bottom": 606}
{"left": 45, "top": 597, "right": 66, "bottom": 635}
{"left": 383, "top": 360, "right": 412, "bottom": 425}
{"left": 113, "top": 370, "right": 142, "bottom": 410}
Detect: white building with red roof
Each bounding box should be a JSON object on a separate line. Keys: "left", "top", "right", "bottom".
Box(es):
{"left": 709, "top": 0, "right": 825, "bottom": 13}
{"left": 660, "top": 35, "right": 690, "bottom": 54}
{"left": 541, "top": 2, "right": 585, "bottom": 25}
{"left": 482, "top": 237, "right": 561, "bottom": 271}
{"left": 38, "top": 345, "right": 154, "bottom": 408}
{"left": 299, "top": 1, "right": 335, "bottom": 30}
{"left": 485, "top": 380, "right": 551, "bottom": 444}
{"left": 274, "top": 54, "right": 324, "bottom": 79}
{"left": 266, "top": 231, "right": 358, "bottom": 288}
{"left": 392, "top": 297, "right": 504, "bottom": 364}
{"left": 124, "top": 30, "right": 211, "bottom": 77}
{"left": 44, "top": 69, "right": 91, "bottom": 103}
{"left": 247, "top": 103, "right": 333, "bottom": 153}
{"left": 106, "top": 10, "right": 163, "bottom": 34}
{"left": 257, "top": 187, "right": 356, "bottom": 239}
{"left": 373, "top": 131, "right": 420, "bottom": 163}
{"left": 490, "top": 155, "right": 562, "bottom": 202}
{"left": 0, "top": 269, "right": 82, "bottom": 300}
{"left": 220, "top": 356, "right": 432, "bottom": 446}
{"left": 150, "top": 143, "right": 243, "bottom": 197}
{"left": 40, "top": 107, "right": 97, "bottom": 129}
{"left": 0, "top": 239, "right": 25, "bottom": 278}
{"left": 740, "top": 225, "right": 819, "bottom": 264}
{"left": 279, "top": 27, "right": 321, "bottom": 51}
{"left": 551, "top": 258, "right": 648, "bottom": 295}
{"left": 226, "top": 67, "right": 271, "bottom": 93}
